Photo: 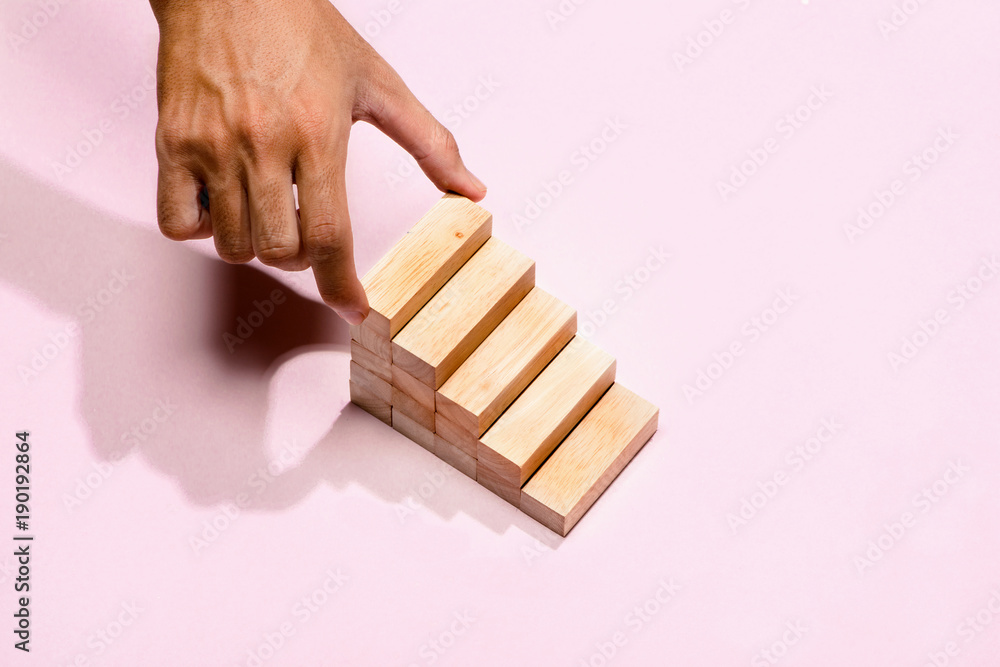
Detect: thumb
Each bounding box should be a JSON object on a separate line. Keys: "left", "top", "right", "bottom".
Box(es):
{"left": 361, "top": 64, "right": 487, "bottom": 201}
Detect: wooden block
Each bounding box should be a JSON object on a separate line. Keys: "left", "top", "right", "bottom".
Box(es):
{"left": 437, "top": 287, "right": 576, "bottom": 436}
{"left": 520, "top": 384, "right": 659, "bottom": 536}
{"left": 351, "top": 340, "right": 391, "bottom": 384}
{"left": 350, "top": 361, "right": 391, "bottom": 405}
{"left": 392, "top": 238, "right": 535, "bottom": 389}
{"left": 350, "top": 381, "right": 391, "bottom": 426}
{"left": 477, "top": 337, "right": 616, "bottom": 487}
{"left": 476, "top": 464, "right": 520, "bottom": 506}
{"left": 350, "top": 329, "right": 391, "bottom": 364}
{"left": 392, "top": 387, "right": 434, "bottom": 432}
{"left": 392, "top": 365, "right": 434, "bottom": 413}
{"left": 433, "top": 435, "right": 476, "bottom": 480}
{"left": 392, "top": 408, "right": 435, "bottom": 453}
{"left": 434, "top": 413, "right": 480, "bottom": 459}
{"left": 352, "top": 193, "right": 492, "bottom": 340}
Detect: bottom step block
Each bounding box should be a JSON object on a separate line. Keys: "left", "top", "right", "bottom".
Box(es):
{"left": 350, "top": 381, "right": 391, "bottom": 426}
{"left": 520, "top": 384, "right": 658, "bottom": 536}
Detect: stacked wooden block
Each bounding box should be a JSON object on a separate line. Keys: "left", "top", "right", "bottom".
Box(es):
{"left": 349, "top": 194, "right": 658, "bottom": 536}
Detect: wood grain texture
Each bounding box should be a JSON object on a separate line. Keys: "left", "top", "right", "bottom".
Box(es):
{"left": 349, "top": 327, "right": 392, "bottom": 363}
{"left": 351, "top": 340, "right": 391, "bottom": 384}
{"left": 392, "top": 237, "right": 535, "bottom": 389}
{"left": 436, "top": 287, "right": 576, "bottom": 436}
{"left": 392, "top": 386, "right": 434, "bottom": 432}
{"left": 433, "top": 435, "right": 476, "bottom": 479}
{"left": 350, "top": 361, "right": 391, "bottom": 405}
{"left": 477, "top": 464, "right": 520, "bottom": 506}
{"left": 478, "top": 336, "right": 616, "bottom": 487}
{"left": 520, "top": 383, "right": 658, "bottom": 536}
{"left": 392, "top": 408, "right": 435, "bottom": 452}
{"left": 353, "top": 193, "right": 492, "bottom": 340}
{"left": 392, "top": 365, "right": 434, "bottom": 413}
{"left": 434, "top": 412, "right": 480, "bottom": 459}
{"left": 350, "top": 381, "right": 391, "bottom": 426}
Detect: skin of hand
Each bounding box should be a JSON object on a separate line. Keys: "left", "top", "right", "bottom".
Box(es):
{"left": 148, "top": 0, "right": 487, "bottom": 325}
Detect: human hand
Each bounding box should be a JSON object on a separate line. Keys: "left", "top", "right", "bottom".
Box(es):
{"left": 149, "top": 0, "right": 487, "bottom": 325}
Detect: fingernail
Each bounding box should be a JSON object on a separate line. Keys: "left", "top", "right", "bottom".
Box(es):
{"left": 339, "top": 310, "right": 366, "bottom": 326}
{"left": 468, "top": 171, "right": 487, "bottom": 194}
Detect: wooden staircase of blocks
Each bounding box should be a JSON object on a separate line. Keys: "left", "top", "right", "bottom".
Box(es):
{"left": 349, "top": 194, "right": 659, "bottom": 536}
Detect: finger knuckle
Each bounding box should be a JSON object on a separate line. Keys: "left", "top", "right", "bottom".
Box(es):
{"left": 255, "top": 234, "right": 299, "bottom": 267}
{"left": 436, "top": 125, "right": 459, "bottom": 157}
{"left": 352, "top": 57, "right": 394, "bottom": 119}
{"left": 156, "top": 122, "right": 191, "bottom": 157}
{"left": 302, "top": 216, "right": 345, "bottom": 263}
{"left": 157, "top": 196, "right": 197, "bottom": 241}
{"left": 158, "top": 216, "right": 195, "bottom": 241}
{"left": 294, "top": 107, "right": 329, "bottom": 143}
{"left": 217, "top": 248, "right": 255, "bottom": 264}
{"left": 156, "top": 122, "right": 229, "bottom": 170}
{"left": 411, "top": 122, "right": 460, "bottom": 166}
{"left": 215, "top": 235, "right": 255, "bottom": 264}
{"left": 235, "top": 112, "right": 279, "bottom": 159}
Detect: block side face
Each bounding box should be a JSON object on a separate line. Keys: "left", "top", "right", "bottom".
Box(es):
{"left": 351, "top": 324, "right": 392, "bottom": 362}
{"left": 352, "top": 312, "right": 391, "bottom": 341}
{"left": 350, "top": 361, "right": 392, "bottom": 404}
{"left": 519, "top": 491, "right": 568, "bottom": 536}
{"left": 351, "top": 340, "right": 392, "bottom": 383}
{"left": 479, "top": 337, "right": 616, "bottom": 479}
{"left": 434, "top": 413, "right": 481, "bottom": 459}
{"left": 476, "top": 466, "right": 520, "bottom": 506}
{"left": 391, "top": 238, "right": 535, "bottom": 388}
{"left": 522, "top": 384, "right": 659, "bottom": 520}
{"left": 391, "top": 387, "right": 434, "bottom": 432}
{"left": 433, "top": 436, "right": 476, "bottom": 479}
{"left": 391, "top": 365, "right": 435, "bottom": 411}
{"left": 390, "top": 343, "right": 435, "bottom": 387}
{"left": 392, "top": 408, "right": 436, "bottom": 452}
{"left": 434, "top": 392, "right": 477, "bottom": 435}
{"left": 475, "top": 441, "right": 521, "bottom": 486}
{"left": 362, "top": 195, "right": 492, "bottom": 337}
{"left": 350, "top": 381, "right": 391, "bottom": 426}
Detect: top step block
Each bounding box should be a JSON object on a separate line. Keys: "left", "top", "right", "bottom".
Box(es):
{"left": 351, "top": 194, "right": 492, "bottom": 341}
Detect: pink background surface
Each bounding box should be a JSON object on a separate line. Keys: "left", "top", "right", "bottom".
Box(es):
{"left": 2, "top": 1, "right": 1000, "bottom": 665}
